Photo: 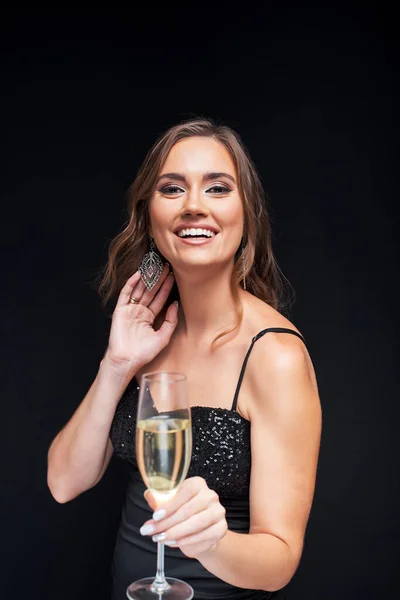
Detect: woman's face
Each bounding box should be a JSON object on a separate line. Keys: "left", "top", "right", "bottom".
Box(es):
{"left": 149, "top": 136, "right": 244, "bottom": 274}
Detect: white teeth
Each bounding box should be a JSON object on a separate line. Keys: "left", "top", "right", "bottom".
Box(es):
{"left": 177, "top": 228, "right": 216, "bottom": 238}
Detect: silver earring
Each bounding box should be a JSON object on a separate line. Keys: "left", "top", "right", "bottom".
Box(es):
{"left": 139, "top": 240, "right": 164, "bottom": 291}
{"left": 242, "top": 247, "right": 246, "bottom": 290}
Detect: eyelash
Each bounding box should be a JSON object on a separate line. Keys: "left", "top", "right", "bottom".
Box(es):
{"left": 160, "top": 184, "right": 231, "bottom": 195}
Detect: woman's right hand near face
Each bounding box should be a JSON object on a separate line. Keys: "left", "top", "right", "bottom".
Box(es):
{"left": 103, "top": 264, "right": 178, "bottom": 378}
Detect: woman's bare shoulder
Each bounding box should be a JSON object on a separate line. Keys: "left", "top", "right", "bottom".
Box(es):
{"left": 240, "top": 292, "right": 314, "bottom": 406}
{"left": 241, "top": 291, "right": 303, "bottom": 339}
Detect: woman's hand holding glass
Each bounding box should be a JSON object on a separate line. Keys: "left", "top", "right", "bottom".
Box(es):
{"left": 141, "top": 476, "right": 228, "bottom": 559}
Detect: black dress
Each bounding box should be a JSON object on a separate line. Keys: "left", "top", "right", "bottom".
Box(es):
{"left": 110, "top": 328, "right": 306, "bottom": 599}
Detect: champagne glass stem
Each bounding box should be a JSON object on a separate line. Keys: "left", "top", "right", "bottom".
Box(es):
{"left": 151, "top": 543, "right": 169, "bottom": 592}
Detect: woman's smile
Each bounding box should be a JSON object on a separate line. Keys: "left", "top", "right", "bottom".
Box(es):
{"left": 174, "top": 224, "right": 219, "bottom": 246}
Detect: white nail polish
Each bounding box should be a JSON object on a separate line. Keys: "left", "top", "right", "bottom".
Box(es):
{"left": 165, "top": 540, "right": 177, "bottom": 547}
{"left": 140, "top": 524, "right": 155, "bottom": 536}
{"left": 153, "top": 509, "right": 166, "bottom": 521}
{"left": 152, "top": 532, "right": 166, "bottom": 542}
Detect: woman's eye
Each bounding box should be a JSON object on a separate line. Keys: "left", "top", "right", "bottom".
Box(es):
{"left": 207, "top": 185, "right": 231, "bottom": 194}
{"left": 160, "top": 184, "right": 230, "bottom": 195}
{"left": 160, "top": 185, "right": 184, "bottom": 194}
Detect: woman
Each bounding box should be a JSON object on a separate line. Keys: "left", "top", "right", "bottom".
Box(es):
{"left": 47, "top": 118, "right": 322, "bottom": 599}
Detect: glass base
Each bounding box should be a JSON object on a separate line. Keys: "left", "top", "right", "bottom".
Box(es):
{"left": 126, "top": 577, "right": 194, "bottom": 599}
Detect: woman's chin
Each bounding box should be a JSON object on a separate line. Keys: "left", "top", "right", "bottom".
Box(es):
{"left": 169, "top": 257, "right": 230, "bottom": 277}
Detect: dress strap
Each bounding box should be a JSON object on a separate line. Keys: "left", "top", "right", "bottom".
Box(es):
{"left": 231, "top": 327, "right": 307, "bottom": 412}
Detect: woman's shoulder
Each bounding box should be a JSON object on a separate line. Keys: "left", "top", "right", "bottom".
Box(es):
{"left": 241, "top": 293, "right": 311, "bottom": 399}
{"left": 242, "top": 291, "right": 304, "bottom": 342}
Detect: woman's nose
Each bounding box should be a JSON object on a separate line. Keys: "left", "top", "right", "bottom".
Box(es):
{"left": 181, "top": 187, "right": 209, "bottom": 216}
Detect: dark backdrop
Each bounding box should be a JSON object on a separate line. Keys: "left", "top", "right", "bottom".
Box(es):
{"left": 1, "top": 4, "right": 398, "bottom": 600}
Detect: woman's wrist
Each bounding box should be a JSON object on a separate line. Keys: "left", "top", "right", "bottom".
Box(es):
{"left": 99, "top": 351, "right": 141, "bottom": 389}
{"left": 195, "top": 528, "right": 230, "bottom": 562}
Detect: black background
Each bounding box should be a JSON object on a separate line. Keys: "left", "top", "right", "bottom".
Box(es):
{"left": 1, "top": 4, "right": 398, "bottom": 599}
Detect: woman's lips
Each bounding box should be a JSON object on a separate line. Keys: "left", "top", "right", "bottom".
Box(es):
{"left": 174, "top": 233, "right": 218, "bottom": 245}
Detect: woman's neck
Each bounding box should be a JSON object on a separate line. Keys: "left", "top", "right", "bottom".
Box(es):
{"left": 173, "top": 267, "right": 240, "bottom": 346}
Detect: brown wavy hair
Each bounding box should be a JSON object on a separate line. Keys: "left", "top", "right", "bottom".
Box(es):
{"left": 98, "top": 117, "right": 293, "bottom": 338}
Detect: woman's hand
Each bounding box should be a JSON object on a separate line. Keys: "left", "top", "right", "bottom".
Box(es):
{"left": 140, "top": 476, "right": 228, "bottom": 559}
{"left": 103, "top": 264, "right": 178, "bottom": 378}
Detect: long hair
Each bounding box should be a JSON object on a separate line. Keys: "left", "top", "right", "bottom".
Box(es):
{"left": 97, "top": 117, "right": 293, "bottom": 340}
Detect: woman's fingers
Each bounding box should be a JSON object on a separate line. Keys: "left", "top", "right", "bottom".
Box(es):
{"left": 154, "top": 501, "right": 225, "bottom": 543}
{"left": 116, "top": 263, "right": 171, "bottom": 310}
{"left": 155, "top": 486, "right": 218, "bottom": 531}
{"left": 155, "top": 302, "right": 179, "bottom": 348}
{"left": 142, "top": 481, "right": 227, "bottom": 558}
{"left": 149, "top": 477, "right": 210, "bottom": 522}
{"left": 148, "top": 273, "right": 175, "bottom": 316}
{"left": 129, "top": 278, "right": 147, "bottom": 304}
{"left": 146, "top": 488, "right": 210, "bottom": 534}
{"left": 166, "top": 521, "right": 228, "bottom": 556}
{"left": 108, "top": 262, "right": 176, "bottom": 371}
{"left": 143, "top": 490, "right": 158, "bottom": 512}
{"left": 141, "top": 478, "right": 226, "bottom": 548}
{"left": 115, "top": 271, "right": 142, "bottom": 307}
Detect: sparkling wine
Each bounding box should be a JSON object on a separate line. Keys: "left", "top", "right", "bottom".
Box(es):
{"left": 136, "top": 416, "right": 191, "bottom": 500}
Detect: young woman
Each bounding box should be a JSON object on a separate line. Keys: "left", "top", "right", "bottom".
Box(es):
{"left": 47, "top": 118, "right": 322, "bottom": 599}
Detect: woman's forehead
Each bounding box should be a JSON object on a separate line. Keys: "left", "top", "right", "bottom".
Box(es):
{"left": 161, "top": 137, "right": 236, "bottom": 177}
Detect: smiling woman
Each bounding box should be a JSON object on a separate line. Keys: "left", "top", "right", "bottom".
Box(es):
{"left": 47, "top": 117, "right": 321, "bottom": 600}
{"left": 98, "top": 119, "right": 287, "bottom": 317}
{"left": 149, "top": 137, "right": 244, "bottom": 288}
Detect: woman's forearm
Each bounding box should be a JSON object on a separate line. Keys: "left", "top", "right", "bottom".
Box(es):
{"left": 197, "top": 530, "right": 298, "bottom": 592}
{"left": 47, "top": 356, "right": 135, "bottom": 503}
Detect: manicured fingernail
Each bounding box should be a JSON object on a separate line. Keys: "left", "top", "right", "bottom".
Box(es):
{"left": 153, "top": 509, "right": 166, "bottom": 521}
{"left": 140, "top": 524, "right": 155, "bottom": 536}
{"left": 164, "top": 540, "right": 177, "bottom": 547}
{"left": 152, "top": 533, "right": 167, "bottom": 542}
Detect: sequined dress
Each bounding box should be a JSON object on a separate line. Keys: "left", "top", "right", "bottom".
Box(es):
{"left": 110, "top": 328, "right": 305, "bottom": 599}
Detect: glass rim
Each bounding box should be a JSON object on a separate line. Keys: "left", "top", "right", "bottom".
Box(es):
{"left": 140, "top": 371, "right": 187, "bottom": 384}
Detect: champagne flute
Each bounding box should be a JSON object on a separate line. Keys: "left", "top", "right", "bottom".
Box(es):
{"left": 127, "top": 372, "right": 194, "bottom": 600}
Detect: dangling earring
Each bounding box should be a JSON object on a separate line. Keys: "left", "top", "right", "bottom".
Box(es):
{"left": 242, "top": 246, "right": 247, "bottom": 290}
{"left": 139, "top": 239, "right": 164, "bottom": 291}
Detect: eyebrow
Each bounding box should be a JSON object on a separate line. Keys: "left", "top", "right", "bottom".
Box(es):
{"left": 157, "top": 172, "right": 236, "bottom": 184}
